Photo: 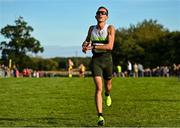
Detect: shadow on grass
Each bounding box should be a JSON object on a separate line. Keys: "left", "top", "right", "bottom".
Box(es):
{"left": 0, "top": 117, "right": 96, "bottom": 127}
{"left": 0, "top": 117, "right": 74, "bottom": 127}
{"left": 132, "top": 99, "right": 180, "bottom": 102}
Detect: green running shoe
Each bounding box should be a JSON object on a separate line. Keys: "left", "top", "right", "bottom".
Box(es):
{"left": 105, "top": 95, "right": 112, "bottom": 107}
{"left": 97, "top": 116, "right": 105, "bottom": 126}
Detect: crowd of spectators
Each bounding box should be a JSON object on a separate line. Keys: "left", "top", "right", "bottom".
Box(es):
{"left": 114, "top": 63, "right": 180, "bottom": 78}
{"left": 0, "top": 64, "right": 44, "bottom": 78}
{"left": 0, "top": 63, "right": 180, "bottom": 78}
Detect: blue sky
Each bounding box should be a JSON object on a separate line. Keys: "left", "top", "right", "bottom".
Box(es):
{"left": 0, "top": 0, "right": 180, "bottom": 57}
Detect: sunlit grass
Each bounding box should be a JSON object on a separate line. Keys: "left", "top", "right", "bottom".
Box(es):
{"left": 0, "top": 77, "right": 180, "bottom": 127}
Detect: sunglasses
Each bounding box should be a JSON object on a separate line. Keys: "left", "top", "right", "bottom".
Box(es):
{"left": 96, "top": 11, "right": 108, "bottom": 16}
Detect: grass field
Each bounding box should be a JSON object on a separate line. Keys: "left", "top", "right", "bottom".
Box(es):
{"left": 0, "top": 77, "right": 180, "bottom": 127}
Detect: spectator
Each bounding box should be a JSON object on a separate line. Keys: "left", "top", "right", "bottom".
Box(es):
{"left": 133, "top": 63, "right": 138, "bottom": 78}
{"left": 127, "top": 61, "right": 132, "bottom": 77}
{"left": 117, "top": 65, "right": 122, "bottom": 77}
{"left": 138, "top": 63, "right": 144, "bottom": 77}
{"left": 68, "top": 59, "right": 74, "bottom": 78}
{"left": 79, "top": 64, "right": 86, "bottom": 77}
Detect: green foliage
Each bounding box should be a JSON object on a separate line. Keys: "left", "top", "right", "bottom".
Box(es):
{"left": 0, "top": 16, "right": 44, "bottom": 68}
{"left": 113, "top": 19, "right": 180, "bottom": 69}
{"left": 52, "top": 57, "right": 68, "bottom": 70}
{"left": 27, "top": 57, "right": 58, "bottom": 71}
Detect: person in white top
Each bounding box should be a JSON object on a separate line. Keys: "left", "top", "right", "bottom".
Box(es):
{"left": 127, "top": 61, "right": 132, "bottom": 77}
{"left": 82, "top": 6, "right": 115, "bottom": 126}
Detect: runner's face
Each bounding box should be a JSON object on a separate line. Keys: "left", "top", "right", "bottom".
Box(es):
{"left": 95, "top": 8, "right": 108, "bottom": 22}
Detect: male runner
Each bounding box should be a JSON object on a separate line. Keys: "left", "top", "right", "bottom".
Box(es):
{"left": 82, "top": 6, "right": 115, "bottom": 126}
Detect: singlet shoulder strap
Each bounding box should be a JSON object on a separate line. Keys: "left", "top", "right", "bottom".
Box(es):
{"left": 89, "top": 25, "right": 96, "bottom": 33}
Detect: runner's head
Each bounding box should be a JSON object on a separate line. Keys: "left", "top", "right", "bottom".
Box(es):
{"left": 96, "top": 6, "right": 108, "bottom": 16}
{"left": 95, "top": 6, "right": 109, "bottom": 22}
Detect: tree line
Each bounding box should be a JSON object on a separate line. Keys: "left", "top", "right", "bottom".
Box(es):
{"left": 0, "top": 17, "right": 179, "bottom": 71}
{"left": 113, "top": 19, "right": 180, "bottom": 70}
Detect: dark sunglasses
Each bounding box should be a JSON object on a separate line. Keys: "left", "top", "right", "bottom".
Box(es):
{"left": 96, "top": 11, "right": 108, "bottom": 16}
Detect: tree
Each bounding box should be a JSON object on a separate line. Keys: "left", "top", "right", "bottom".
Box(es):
{"left": 0, "top": 16, "right": 44, "bottom": 69}
{"left": 113, "top": 19, "right": 172, "bottom": 69}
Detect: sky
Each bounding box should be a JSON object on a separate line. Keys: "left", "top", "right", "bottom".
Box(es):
{"left": 0, "top": 0, "right": 180, "bottom": 58}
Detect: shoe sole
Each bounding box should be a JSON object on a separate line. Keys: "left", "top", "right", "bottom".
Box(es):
{"left": 97, "top": 120, "right": 104, "bottom": 126}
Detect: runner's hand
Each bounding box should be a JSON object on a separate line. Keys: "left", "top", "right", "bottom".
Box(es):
{"left": 82, "top": 41, "right": 91, "bottom": 53}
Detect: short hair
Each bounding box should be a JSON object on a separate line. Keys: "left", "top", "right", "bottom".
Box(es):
{"left": 97, "top": 6, "right": 109, "bottom": 16}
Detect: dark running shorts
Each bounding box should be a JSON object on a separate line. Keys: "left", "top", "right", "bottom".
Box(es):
{"left": 91, "top": 53, "right": 113, "bottom": 80}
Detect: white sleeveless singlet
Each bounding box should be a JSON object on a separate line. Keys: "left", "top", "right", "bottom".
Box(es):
{"left": 90, "top": 24, "right": 109, "bottom": 54}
